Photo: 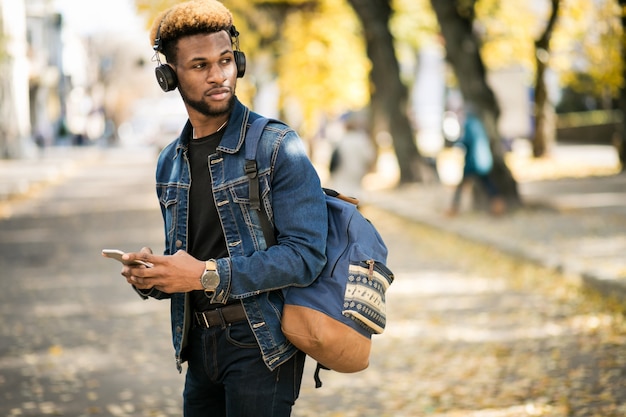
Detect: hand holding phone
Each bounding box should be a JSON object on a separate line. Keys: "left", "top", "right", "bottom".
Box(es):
{"left": 102, "top": 249, "right": 153, "bottom": 267}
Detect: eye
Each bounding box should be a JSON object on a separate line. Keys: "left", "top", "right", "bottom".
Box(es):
{"left": 193, "top": 62, "right": 206, "bottom": 69}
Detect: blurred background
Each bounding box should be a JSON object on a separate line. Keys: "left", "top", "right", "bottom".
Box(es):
{"left": 0, "top": 0, "right": 624, "bottom": 200}
{"left": 2, "top": 2, "right": 626, "bottom": 415}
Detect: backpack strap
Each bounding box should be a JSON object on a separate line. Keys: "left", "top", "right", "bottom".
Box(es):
{"left": 244, "top": 117, "right": 277, "bottom": 247}
{"left": 244, "top": 117, "right": 271, "bottom": 210}
{"left": 314, "top": 363, "right": 330, "bottom": 388}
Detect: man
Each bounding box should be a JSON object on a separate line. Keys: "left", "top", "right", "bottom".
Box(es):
{"left": 328, "top": 111, "right": 375, "bottom": 201}
{"left": 119, "top": 1, "right": 328, "bottom": 416}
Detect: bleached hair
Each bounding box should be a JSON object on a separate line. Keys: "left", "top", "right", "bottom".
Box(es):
{"left": 149, "top": 0, "right": 233, "bottom": 50}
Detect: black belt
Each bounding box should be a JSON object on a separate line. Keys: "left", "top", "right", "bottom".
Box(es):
{"left": 194, "top": 303, "right": 247, "bottom": 328}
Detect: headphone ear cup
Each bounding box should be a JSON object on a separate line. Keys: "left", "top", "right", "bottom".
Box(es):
{"left": 155, "top": 64, "right": 178, "bottom": 92}
{"left": 234, "top": 51, "right": 246, "bottom": 78}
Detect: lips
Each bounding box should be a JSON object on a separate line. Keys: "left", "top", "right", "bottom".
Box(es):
{"left": 206, "top": 87, "right": 231, "bottom": 100}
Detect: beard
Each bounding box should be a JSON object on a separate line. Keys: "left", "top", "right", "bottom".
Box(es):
{"left": 178, "top": 85, "right": 235, "bottom": 117}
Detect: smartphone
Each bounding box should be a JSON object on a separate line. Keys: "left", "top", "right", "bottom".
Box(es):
{"left": 102, "top": 249, "right": 153, "bottom": 267}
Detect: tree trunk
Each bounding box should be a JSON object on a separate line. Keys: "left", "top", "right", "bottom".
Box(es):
{"left": 347, "top": 0, "right": 423, "bottom": 184}
{"left": 430, "top": 0, "right": 521, "bottom": 208}
{"left": 532, "top": 0, "right": 560, "bottom": 158}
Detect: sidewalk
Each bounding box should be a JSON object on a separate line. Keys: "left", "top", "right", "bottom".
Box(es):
{"left": 366, "top": 143, "right": 626, "bottom": 305}
{"left": 1, "top": 143, "right": 625, "bottom": 306}
{"left": 0, "top": 146, "right": 104, "bottom": 217}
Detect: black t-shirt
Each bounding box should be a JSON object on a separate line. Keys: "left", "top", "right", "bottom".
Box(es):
{"left": 187, "top": 131, "right": 230, "bottom": 312}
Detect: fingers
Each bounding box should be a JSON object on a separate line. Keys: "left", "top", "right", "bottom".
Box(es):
{"left": 120, "top": 262, "right": 153, "bottom": 289}
{"left": 124, "top": 250, "right": 154, "bottom": 267}
{"left": 123, "top": 272, "right": 153, "bottom": 289}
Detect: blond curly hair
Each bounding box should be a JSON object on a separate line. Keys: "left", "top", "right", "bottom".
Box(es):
{"left": 150, "top": 0, "right": 234, "bottom": 62}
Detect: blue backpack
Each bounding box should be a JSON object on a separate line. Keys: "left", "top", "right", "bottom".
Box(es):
{"left": 244, "top": 117, "right": 394, "bottom": 387}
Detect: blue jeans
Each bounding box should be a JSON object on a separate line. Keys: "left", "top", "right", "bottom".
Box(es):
{"left": 183, "top": 322, "right": 306, "bottom": 417}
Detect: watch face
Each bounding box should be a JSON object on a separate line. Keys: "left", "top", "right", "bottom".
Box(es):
{"left": 201, "top": 270, "right": 219, "bottom": 290}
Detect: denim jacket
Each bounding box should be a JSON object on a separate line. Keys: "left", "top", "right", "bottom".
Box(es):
{"left": 137, "top": 98, "right": 328, "bottom": 372}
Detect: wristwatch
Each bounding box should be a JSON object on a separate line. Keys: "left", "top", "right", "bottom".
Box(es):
{"left": 200, "top": 259, "right": 220, "bottom": 292}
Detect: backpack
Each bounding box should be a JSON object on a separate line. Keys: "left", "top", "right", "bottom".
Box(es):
{"left": 244, "top": 117, "right": 394, "bottom": 387}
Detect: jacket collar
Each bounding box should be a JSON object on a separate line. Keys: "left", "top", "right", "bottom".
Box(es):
{"left": 173, "top": 97, "right": 259, "bottom": 157}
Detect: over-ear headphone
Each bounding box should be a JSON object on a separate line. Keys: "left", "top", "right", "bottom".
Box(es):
{"left": 153, "top": 23, "right": 246, "bottom": 92}
{"left": 229, "top": 26, "right": 247, "bottom": 79}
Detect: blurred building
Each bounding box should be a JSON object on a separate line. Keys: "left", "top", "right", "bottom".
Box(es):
{"left": 0, "top": 0, "right": 73, "bottom": 157}
{"left": 0, "top": 0, "right": 113, "bottom": 158}
{"left": 26, "top": 0, "right": 66, "bottom": 149}
{"left": 0, "top": 0, "right": 30, "bottom": 158}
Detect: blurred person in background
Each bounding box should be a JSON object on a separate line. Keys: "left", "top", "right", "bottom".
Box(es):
{"left": 447, "top": 103, "right": 505, "bottom": 216}
{"left": 327, "top": 112, "right": 375, "bottom": 201}
{"left": 117, "top": 1, "right": 327, "bottom": 416}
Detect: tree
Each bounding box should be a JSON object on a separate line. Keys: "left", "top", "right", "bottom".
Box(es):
{"left": 430, "top": 0, "right": 521, "bottom": 208}
{"left": 532, "top": 0, "right": 561, "bottom": 158}
{"left": 276, "top": 0, "right": 370, "bottom": 134}
{"left": 554, "top": 0, "right": 622, "bottom": 102}
{"left": 346, "top": 0, "right": 423, "bottom": 183}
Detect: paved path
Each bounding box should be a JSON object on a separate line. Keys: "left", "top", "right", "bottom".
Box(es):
{"left": 0, "top": 149, "right": 179, "bottom": 416}
{"left": 0, "top": 146, "right": 625, "bottom": 416}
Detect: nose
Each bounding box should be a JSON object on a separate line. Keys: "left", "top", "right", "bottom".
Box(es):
{"left": 206, "top": 63, "right": 227, "bottom": 84}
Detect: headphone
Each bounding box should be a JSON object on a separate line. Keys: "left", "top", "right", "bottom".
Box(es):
{"left": 153, "top": 24, "right": 246, "bottom": 92}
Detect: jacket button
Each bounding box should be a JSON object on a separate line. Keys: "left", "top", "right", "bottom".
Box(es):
{"left": 175, "top": 240, "right": 183, "bottom": 248}
{"left": 176, "top": 326, "right": 182, "bottom": 334}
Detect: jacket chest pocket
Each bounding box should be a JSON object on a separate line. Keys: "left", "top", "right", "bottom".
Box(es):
{"left": 230, "top": 173, "right": 271, "bottom": 212}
